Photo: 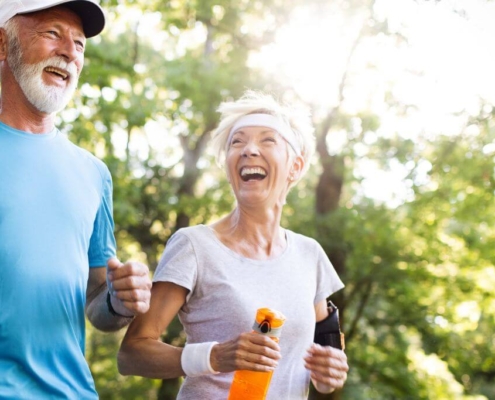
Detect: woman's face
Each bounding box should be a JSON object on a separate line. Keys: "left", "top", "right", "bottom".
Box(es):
{"left": 225, "top": 126, "right": 302, "bottom": 208}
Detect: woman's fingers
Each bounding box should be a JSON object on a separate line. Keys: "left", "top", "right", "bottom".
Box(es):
{"left": 304, "top": 344, "right": 349, "bottom": 389}
{"left": 210, "top": 332, "right": 281, "bottom": 372}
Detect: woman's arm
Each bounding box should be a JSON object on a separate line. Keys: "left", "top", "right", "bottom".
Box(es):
{"left": 304, "top": 299, "right": 349, "bottom": 393}
{"left": 118, "top": 280, "right": 281, "bottom": 379}
{"left": 118, "top": 281, "right": 188, "bottom": 379}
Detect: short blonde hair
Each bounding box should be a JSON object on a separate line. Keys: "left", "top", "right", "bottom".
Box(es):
{"left": 210, "top": 90, "right": 316, "bottom": 185}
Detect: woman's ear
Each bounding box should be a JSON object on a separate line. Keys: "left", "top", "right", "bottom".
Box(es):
{"left": 289, "top": 155, "right": 305, "bottom": 182}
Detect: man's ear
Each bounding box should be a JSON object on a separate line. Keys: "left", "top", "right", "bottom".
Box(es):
{"left": 0, "top": 29, "right": 8, "bottom": 61}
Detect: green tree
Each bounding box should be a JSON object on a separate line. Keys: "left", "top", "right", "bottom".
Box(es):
{"left": 58, "top": 0, "right": 495, "bottom": 398}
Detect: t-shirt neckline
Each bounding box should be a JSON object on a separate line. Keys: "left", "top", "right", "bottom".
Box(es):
{"left": 0, "top": 120, "right": 58, "bottom": 139}
{"left": 201, "top": 224, "right": 292, "bottom": 265}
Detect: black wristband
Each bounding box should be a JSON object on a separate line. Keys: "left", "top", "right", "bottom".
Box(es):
{"left": 106, "top": 291, "right": 133, "bottom": 318}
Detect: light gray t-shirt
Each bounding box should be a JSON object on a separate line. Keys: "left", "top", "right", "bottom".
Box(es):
{"left": 153, "top": 224, "right": 344, "bottom": 400}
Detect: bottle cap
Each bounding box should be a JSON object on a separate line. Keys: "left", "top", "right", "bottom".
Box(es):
{"left": 252, "top": 307, "right": 286, "bottom": 337}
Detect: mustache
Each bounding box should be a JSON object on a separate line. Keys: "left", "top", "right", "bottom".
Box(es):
{"left": 37, "top": 57, "right": 79, "bottom": 79}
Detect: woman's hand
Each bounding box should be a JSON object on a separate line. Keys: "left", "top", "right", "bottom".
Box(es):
{"left": 210, "top": 332, "right": 281, "bottom": 373}
{"left": 304, "top": 344, "right": 348, "bottom": 393}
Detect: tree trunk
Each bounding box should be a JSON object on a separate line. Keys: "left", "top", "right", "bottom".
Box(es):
{"left": 309, "top": 109, "right": 346, "bottom": 400}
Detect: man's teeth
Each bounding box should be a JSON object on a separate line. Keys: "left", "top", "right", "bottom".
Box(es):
{"left": 45, "top": 67, "right": 68, "bottom": 79}
{"left": 241, "top": 167, "right": 266, "bottom": 176}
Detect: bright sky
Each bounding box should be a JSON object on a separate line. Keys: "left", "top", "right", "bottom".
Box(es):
{"left": 254, "top": 0, "right": 495, "bottom": 119}
{"left": 249, "top": 0, "right": 495, "bottom": 207}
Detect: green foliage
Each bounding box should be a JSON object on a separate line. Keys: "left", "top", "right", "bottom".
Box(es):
{"left": 67, "top": 0, "right": 495, "bottom": 399}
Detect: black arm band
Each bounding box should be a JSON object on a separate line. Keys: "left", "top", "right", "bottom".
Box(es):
{"left": 314, "top": 301, "right": 345, "bottom": 350}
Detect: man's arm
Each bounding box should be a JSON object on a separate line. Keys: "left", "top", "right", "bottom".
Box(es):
{"left": 85, "top": 259, "right": 152, "bottom": 332}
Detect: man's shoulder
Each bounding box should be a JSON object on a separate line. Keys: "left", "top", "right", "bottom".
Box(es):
{"left": 63, "top": 137, "right": 111, "bottom": 178}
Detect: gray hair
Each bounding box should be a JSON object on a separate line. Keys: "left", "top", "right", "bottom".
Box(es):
{"left": 3, "top": 17, "right": 19, "bottom": 41}
{"left": 210, "top": 90, "right": 316, "bottom": 186}
{"left": 1, "top": 18, "right": 20, "bottom": 84}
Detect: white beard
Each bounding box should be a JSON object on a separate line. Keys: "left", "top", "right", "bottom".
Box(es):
{"left": 7, "top": 36, "right": 79, "bottom": 114}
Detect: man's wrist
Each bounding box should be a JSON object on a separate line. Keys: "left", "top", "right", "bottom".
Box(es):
{"left": 106, "top": 291, "right": 134, "bottom": 318}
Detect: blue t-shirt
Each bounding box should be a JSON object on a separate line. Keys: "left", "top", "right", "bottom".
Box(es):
{"left": 0, "top": 122, "right": 116, "bottom": 399}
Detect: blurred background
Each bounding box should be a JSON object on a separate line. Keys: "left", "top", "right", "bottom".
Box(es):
{"left": 66, "top": 0, "right": 495, "bottom": 398}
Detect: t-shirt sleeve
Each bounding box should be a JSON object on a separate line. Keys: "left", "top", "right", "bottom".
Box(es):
{"left": 153, "top": 231, "right": 198, "bottom": 293}
{"left": 314, "top": 241, "right": 344, "bottom": 304}
{"left": 88, "top": 168, "right": 117, "bottom": 267}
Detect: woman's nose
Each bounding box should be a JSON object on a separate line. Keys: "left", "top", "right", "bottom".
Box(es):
{"left": 241, "top": 142, "right": 260, "bottom": 157}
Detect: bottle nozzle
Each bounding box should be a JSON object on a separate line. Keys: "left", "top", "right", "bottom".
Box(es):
{"left": 252, "top": 308, "right": 286, "bottom": 337}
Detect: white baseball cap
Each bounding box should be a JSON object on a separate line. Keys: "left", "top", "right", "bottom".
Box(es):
{"left": 0, "top": 0, "right": 105, "bottom": 38}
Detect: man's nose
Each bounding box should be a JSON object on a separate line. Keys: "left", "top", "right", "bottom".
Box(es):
{"left": 56, "top": 37, "right": 81, "bottom": 65}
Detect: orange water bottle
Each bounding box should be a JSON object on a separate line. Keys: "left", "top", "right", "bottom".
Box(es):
{"left": 228, "top": 307, "right": 286, "bottom": 400}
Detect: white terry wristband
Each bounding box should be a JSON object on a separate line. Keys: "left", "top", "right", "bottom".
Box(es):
{"left": 181, "top": 342, "right": 219, "bottom": 377}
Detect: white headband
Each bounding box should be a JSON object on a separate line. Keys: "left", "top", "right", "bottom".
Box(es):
{"left": 227, "top": 114, "right": 301, "bottom": 155}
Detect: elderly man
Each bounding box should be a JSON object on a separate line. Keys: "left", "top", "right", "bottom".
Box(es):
{"left": 0, "top": 1, "right": 152, "bottom": 398}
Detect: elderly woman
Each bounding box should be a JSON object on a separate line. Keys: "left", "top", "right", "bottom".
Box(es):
{"left": 118, "top": 91, "right": 349, "bottom": 399}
